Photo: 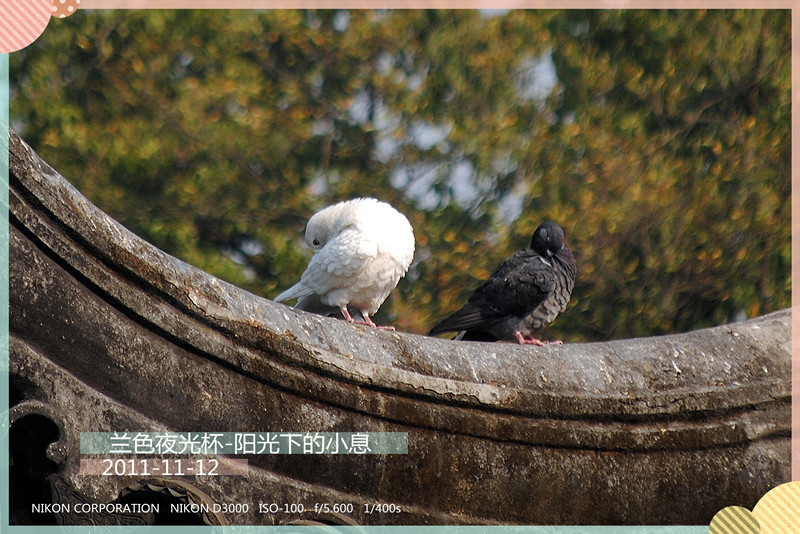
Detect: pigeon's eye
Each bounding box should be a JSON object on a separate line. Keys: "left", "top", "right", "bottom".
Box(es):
{"left": 313, "top": 239, "right": 320, "bottom": 246}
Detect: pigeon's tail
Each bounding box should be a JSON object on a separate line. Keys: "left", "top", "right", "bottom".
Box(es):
{"left": 427, "top": 323, "right": 451, "bottom": 336}
{"left": 428, "top": 312, "right": 463, "bottom": 336}
{"left": 274, "top": 282, "right": 315, "bottom": 304}
{"left": 428, "top": 302, "right": 498, "bottom": 336}
{"left": 294, "top": 294, "right": 343, "bottom": 317}
{"left": 435, "top": 329, "right": 498, "bottom": 342}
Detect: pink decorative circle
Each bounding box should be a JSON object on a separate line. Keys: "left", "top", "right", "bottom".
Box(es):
{"left": 0, "top": 0, "right": 52, "bottom": 53}
{"left": 52, "top": 0, "right": 81, "bottom": 19}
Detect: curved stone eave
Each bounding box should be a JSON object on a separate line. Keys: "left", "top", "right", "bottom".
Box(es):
{"left": 7, "top": 130, "right": 791, "bottom": 455}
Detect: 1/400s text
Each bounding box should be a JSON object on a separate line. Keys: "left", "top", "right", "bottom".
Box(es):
{"left": 364, "top": 503, "right": 401, "bottom": 514}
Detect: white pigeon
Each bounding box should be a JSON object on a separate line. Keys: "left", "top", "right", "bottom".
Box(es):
{"left": 275, "top": 198, "right": 415, "bottom": 329}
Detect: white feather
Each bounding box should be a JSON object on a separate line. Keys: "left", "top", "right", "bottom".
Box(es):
{"left": 275, "top": 198, "right": 415, "bottom": 320}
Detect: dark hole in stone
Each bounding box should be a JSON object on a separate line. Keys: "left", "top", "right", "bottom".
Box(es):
{"left": 9, "top": 373, "right": 38, "bottom": 408}
{"left": 9, "top": 414, "right": 60, "bottom": 525}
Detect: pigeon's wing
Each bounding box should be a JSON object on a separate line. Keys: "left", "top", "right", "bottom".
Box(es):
{"left": 475, "top": 250, "right": 557, "bottom": 317}
{"left": 429, "top": 250, "right": 556, "bottom": 335}
{"left": 299, "top": 227, "right": 379, "bottom": 296}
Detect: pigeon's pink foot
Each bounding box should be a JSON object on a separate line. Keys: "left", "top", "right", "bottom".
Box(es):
{"left": 355, "top": 315, "right": 396, "bottom": 331}
{"left": 343, "top": 309, "right": 395, "bottom": 330}
{"left": 515, "top": 332, "right": 560, "bottom": 346}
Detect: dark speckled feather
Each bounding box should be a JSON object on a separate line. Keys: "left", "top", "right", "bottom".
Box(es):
{"left": 429, "top": 222, "right": 576, "bottom": 344}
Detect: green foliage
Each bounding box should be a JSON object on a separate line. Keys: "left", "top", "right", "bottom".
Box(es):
{"left": 10, "top": 9, "right": 790, "bottom": 340}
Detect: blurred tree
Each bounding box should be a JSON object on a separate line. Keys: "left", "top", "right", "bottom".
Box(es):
{"left": 530, "top": 10, "right": 792, "bottom": 339}
{"left": 10, "top": 9, "right": 790, "bottom": 341}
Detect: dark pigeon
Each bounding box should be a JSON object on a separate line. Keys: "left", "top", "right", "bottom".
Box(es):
{"left": 428, "top": 221, "right": 576, "bottom": 345}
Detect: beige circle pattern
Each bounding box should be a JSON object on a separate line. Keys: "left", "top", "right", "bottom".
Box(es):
{"left": 51, "top": 0, "right": 80, "bottom": 19}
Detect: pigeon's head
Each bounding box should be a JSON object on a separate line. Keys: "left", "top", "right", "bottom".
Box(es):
{"left": 530, "top": 222, "right": 565, "bottom": 257}
{"left": 304, "top": 208, "right": 341, "bottom": 251}
{"left": 304, "top": 198, "right": 370, "bottom": 250}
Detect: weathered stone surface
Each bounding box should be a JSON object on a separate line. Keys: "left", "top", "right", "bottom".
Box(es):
{"left": 7, "top": 130, "right": 791, "bottom": 525}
